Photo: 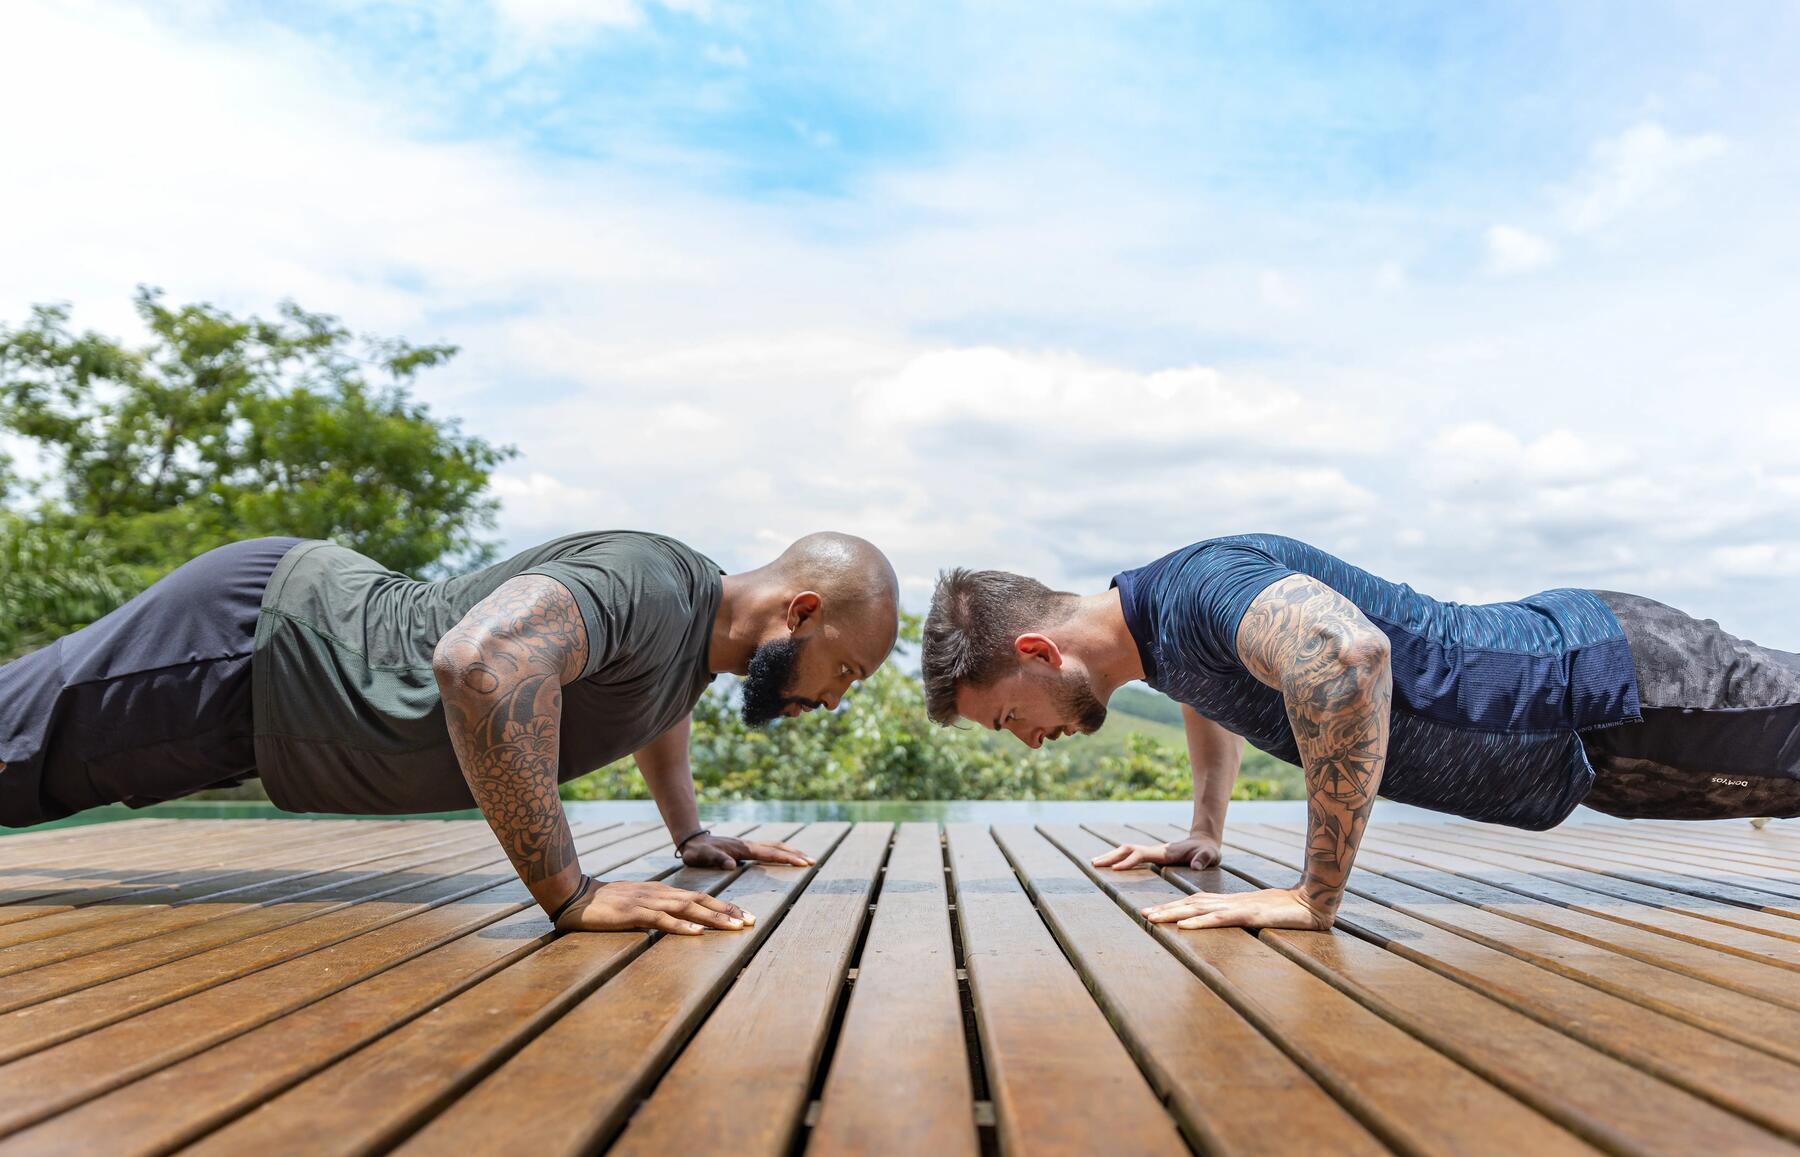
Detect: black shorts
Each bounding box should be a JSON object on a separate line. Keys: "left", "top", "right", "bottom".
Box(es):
{"left": 0, "top": 537, "right": 302, "bottom": 827}
{"left": 1583, "top": 591, "right": 1800, "bottom": 820}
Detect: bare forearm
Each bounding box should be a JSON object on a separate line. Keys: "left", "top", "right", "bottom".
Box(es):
{"left": 633, "top": 716, "right": 702, "bottom": 843}
{"left": 1180, "top": 707, "right": 1241, "bottom": 843}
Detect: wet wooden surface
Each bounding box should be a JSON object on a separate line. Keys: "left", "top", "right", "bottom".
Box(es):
{"left": 0, "top": 815, "right": 1796, "bottom": 1155}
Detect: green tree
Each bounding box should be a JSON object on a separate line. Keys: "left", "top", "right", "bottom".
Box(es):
{"left": 0, "top": 287, "right": 513, "bottom": 582}
{"left": 0, "top": 288, "right": 514, "bottom": 656}
{"left": 0, "top": 515, "right": 136, "bottom": 659}
{"left": 560, "top": 614, "right": 1303, "bottom": 803}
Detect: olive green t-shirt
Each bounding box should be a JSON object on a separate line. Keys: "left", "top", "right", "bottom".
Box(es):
{"left": 251, "top": 532, "right": 723, "bottom": 815}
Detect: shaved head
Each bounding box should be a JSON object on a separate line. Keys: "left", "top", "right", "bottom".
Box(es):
{"left": 767, "top": 532, "right": 900, "bottom": 613}
{"left": 720, "top": 531, "right": 901, "bottom": 725}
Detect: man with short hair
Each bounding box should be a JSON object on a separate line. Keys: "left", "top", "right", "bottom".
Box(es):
{"left": 922, "top": 533, "right": 1799, "bottom": 932}
{"left": 1, "top": 530, "right": 900, "bottom": 935}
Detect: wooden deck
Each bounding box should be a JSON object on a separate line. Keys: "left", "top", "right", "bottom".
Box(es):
{"left": 0, "top": 816, "right": 1796, "bottom": 1155}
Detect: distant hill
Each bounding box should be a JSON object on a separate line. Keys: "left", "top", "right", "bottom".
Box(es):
{"left": 1109, "top": 683, "right": 1184, "bottom": 726}
{"left": 1101, "top": 683, "right": 1305, "bottom": 798}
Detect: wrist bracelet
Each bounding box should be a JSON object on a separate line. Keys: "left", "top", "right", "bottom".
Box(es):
{"left": 673, "top": 827, "right": 711, "bottom": 857}
{"left": 548, "top": 874, "right": 593, "bottom": 925}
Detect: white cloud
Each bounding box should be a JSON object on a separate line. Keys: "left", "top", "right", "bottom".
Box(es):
{"left": 5, "top": 1, "right": 1800, "bottom": 640}
{"left": 493, "top": 0, "right": 643, "bottom": 38}
{"left": 1484, "top": 225, "right": 1557, "bottom": 274}
{"left": 703, "top": 43, "right": 749, "bottom": 68}
{"left": 789, "top": 119, "right": 838, "bottom": 150}
{"left": 1563, "top": 120, "right": 1728, "bottom": 233}
{"left": 1258, "top": 270, "right": 1304, "bottom": 310}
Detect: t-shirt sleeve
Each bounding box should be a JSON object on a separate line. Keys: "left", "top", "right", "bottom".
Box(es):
{"left": 521, "top": 546, "right": 682, "bottom": 681}
{"left": 1158, "top": 545, "right": 1298, "bottom": 673}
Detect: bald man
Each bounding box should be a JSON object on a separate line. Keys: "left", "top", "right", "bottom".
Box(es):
{"left": 0, "top": 530, "right": 900, "bottom": 934}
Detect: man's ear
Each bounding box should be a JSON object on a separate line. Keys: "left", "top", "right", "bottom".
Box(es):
{"left": 1014, "top": 633, "right": 1064, "bottom": 668}
{"left": 785, "top": 591, "right": 823, "bottom": 633}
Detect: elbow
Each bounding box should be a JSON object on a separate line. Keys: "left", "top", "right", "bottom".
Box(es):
{"left": 431, "top": 629, "right": 480, "bottom": 697}
{"left": 1338, "top": 629, "right": 1390, "bottom": 675}
{"left": 1289, "top": 626, "right": 1389, "bottom": 705}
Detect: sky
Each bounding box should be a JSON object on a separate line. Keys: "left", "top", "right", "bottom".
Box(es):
{"left": 5, "top": 0, "right": 1800, "bottom": 640}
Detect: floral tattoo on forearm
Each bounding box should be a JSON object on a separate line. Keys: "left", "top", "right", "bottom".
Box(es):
{"left": 434, "top": 576, "right": 589, "bottom": 886}
{"left": 1236, "top": 575, "right": 1392, "bottom": 920}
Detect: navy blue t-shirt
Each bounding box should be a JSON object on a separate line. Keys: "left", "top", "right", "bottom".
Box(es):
{"left": 1111, "top": 535, "right": 1642, "bottom": 829}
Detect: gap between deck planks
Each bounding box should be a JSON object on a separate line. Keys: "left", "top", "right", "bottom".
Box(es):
{"left": 1114, "top": 823, "right": 1790, "bottom": 1155}
{"left": 2, "top": 816, "right": 1796, "bottom": 1156}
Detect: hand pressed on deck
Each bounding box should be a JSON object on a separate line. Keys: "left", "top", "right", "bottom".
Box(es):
{"left": 1141, "top": 885, "right": 1329, "bottom": 931}
{"left": 553, "top": 876, "right": 754, "bottom": 935}
{"left": 1091, "top": 836, "right": 1221, "bottom": 871}
{"left": 680, "top": 832, "right": 814, "bottom": 870}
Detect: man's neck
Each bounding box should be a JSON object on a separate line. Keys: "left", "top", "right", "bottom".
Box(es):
{"left": 709, "top": 571, "right": 775, "bottom": 675}
{"left": 1064, "top": 587, "right": 1146, "bottom": 701}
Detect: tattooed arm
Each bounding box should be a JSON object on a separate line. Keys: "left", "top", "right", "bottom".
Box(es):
{"left": 433, "top": 576, "right": 747, "bottom": 935}
{"left": 1142, "top": 574, "right": 1391, "bottom": 931}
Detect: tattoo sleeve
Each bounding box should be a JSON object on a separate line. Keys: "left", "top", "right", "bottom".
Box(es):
{"left": 433, "top": 576, "right": 590, "bottom": 906}
{"left": 1235, "top": 574, "right": 1392, "bottom": 922}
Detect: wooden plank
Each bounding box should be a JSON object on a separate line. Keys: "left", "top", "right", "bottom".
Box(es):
{"left": 0, "top": 820, "right": 713, "bottom": 1146}
{"left": 942, "top": 823, "right": 1183, "bottom": 1157}
{"left": 1629, "top": 820, "right": 1800, "bottom": 855}
{"left": 1215, "top": 839, "right": 1800, "bottom": 1144}
{"left": 1085, "top": 821, "right": 1598, "bottom": 1156}
{"left": 1504, "top": 827, "right": 1800, "bottom": 902}
{"left": 1343, "top": 827, "right": 1800, "bottom": 969}
{"left": 128, "top": 823, "right": 793, "bottom": 1157}
{"left": 0, "top": 821, "right": 517, "bottom": 1014}
{"left": 604, "top": 822, "right": 888, "bottom": 1157}
{"left": 0, "top": 819, "right": 174, "bottom": 855}
{"left": 1203, "top": 825, "right": 1800, "bottom": 1067}
{"left": 1255, "top": 822, "right": 1800, "bottom": 1007}
{"left": 805, "top": 823, "right": 978, "bottom": 1157}
{"left": 1468, "top": 827, "right": 1800, "bottom": 910}
{"left": 0, "top": 819, "right": 331, "bottom": 878}
{"left": 1004, "top": 824, "right": 1384, "bottom": 1157}
{"left": 0, "top": 822, "right": 449, "bottom": 926}
{"left": 1616, "top": 825, "right": 1800, "bottom": 864}
{"left": 1410, "top": 822, "right": 1800, "bottom": 916}
{"left": 0, "top": 822, "right": 627, "bottom": 1060}
{"left": 0, "top": 819, "right": 187, "bottom": 867}
{"left": 1553, "top": 824, "right": 1800, "bottom": 870}
{"left": 395, "top": 823, "right": 854, "bottom": 1157}
{"left": 0, "top": 822, "right": 309, "bottom": 908}
{"left": 0, "top": 821, "right": 483, "bottom": 963}
{"left": 1373, "top": 824, "right": 1800, "bottom": 944}
{"left": 1186, "top": 843, "right": 1795, "bottom": 1154}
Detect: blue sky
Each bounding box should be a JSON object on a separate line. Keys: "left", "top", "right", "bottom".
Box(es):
{"left": 6, "top": 0, "right": 1800, "bottom": 637}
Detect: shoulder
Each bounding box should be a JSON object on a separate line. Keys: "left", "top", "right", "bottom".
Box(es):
{"left": 534, "top": 533, "right": 720, "bottom": 626}
{"left": 1136, "top": 535, "right": 1305, "bottom": 591}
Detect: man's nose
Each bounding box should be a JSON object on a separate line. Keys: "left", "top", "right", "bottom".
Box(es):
{"left": 820, "top": 690, "right": 842, "bottom": 711}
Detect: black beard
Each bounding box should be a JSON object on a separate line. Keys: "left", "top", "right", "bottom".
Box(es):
{"left": 740, "top": 636, "right": 821, "bottom": 726}
{"left": 1059, "top": 671, "right": 1109, "bottom": 733}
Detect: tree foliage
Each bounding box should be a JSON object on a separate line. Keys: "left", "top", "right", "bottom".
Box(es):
{"left": 0, "top": 515, "right": 138, "bottom": 659}
{"left": 562, "top": 615, "right": 1295, "bottom": 803}
{"left": 0, "top": 288, "right": 514, "bottom": 656}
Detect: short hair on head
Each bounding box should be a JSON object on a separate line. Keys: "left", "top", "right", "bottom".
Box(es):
{"left": 921, "top": 568, "right": 1078, "bottom": 725}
